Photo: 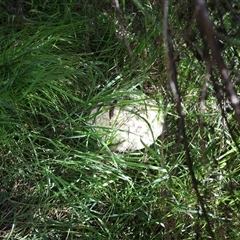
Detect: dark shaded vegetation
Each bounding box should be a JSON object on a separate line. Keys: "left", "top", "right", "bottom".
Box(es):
{"left": 0, "top": 0, "right": 240, "bottom": 239}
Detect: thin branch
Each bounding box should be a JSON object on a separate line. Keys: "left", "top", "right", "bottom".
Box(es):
{"left": 163, "top": 0, "right": 215, "bottom": 238}
{"left": 198, "top": 60, "right": 210, "bottom": 165}
{"left": 112, "top": 0, "right": 135, "bottom": 65}
{"left": 194, "top": 0, "right": 240, "bottom": 127}
{"left": 210, "top": 70, "right": 240, "bottom": 153}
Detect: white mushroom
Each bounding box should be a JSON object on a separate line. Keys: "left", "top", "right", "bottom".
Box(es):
{"left": 90, "top": 92, "right": 164, "bottom": 152}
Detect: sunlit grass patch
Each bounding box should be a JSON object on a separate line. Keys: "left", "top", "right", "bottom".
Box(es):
{"left": 1, "top": 1, "right": 240, "bottom": 239}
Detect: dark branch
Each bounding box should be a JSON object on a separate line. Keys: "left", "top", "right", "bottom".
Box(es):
{"left": 194, "top": 0, "right": 240, "bottom": 127}
{"left": 163, "top": 1, "right": 215, "bottom": 238}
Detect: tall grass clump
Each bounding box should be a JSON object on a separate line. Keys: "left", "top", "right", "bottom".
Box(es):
{"left": 0, "top": 1, "right": 166, "bottom": 239}
{"left": 1, "top": 0, "right": 240, "bottom": 239}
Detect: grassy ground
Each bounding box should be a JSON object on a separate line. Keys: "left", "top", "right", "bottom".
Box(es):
{"left": 1, "top": 1, "right": 240, "bottom": 239}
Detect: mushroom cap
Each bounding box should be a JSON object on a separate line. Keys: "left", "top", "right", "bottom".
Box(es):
{"left": 90, "top": 93, "right": 164, "bottom": 152}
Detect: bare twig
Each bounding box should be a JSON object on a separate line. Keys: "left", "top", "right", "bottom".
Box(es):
{"left": 194, "top": 0, "right": 240, "bottom": 127}
{"left": 198, "top": 60, "right": 210, "bottom": 165}
{"left": 112, "top": 0, "right": 135, "bottom": 65}
{"left": 163, "top": 0, "right": 215, "bottom": 238}
{"left": 210, "top": 69, "right": 240, "bottom": 153}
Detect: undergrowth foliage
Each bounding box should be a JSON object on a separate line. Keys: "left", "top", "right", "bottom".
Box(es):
{"left": 0, "top": 0, "right": 240, "bottom": 239}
